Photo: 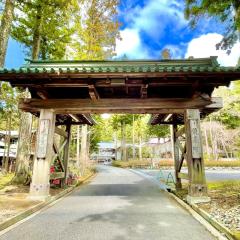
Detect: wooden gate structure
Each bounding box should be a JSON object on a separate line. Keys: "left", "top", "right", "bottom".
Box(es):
{"left": 0, "top": 56, "right": 240, "bottom": 202}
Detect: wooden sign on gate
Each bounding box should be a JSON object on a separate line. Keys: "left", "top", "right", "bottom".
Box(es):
{"left": 37, "top": 119, "right": 50, "bottom": 159}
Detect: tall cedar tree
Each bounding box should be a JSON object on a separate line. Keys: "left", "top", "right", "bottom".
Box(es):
{"left": 72, "top": 0, "right": 120, "bottom": 60}
{"left": 0, "top": 0, "right": 15, "bottom": 67}
{"left": 185, "top": 0, "right": 240, "bottom": 52}
{"left": 12, "top": 0, "right": 79, "bottom": 60}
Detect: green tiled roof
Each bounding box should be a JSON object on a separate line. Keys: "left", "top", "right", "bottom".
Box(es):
{"left": 0, "top": 57, "right": 239, "bottom": 74}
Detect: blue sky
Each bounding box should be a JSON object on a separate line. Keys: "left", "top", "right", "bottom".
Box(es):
{"left": 5, "top": 0, "right": 240, "bottom": 68}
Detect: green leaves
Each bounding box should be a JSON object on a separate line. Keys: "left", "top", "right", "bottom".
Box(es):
{"left": 72, "top": 0, "right": 120, "bottom": 60}
{"left": 184, "top": 0, "right": 240, "bottom": 51}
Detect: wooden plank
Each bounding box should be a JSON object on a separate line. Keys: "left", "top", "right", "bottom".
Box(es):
{"left": 178, "top": 172, "right": 189, "bottom": 180}
{"left": 205, "top": 97, "right": 223, "bottom": 109}
{"left": 63, "top": 124, "right": 71, "bottom": 184}
{"left": 37, "top": 119, "right": 50, "bottom": 159}
{"left": 141, "top": 84, "right": 148, "bottom": 98}
{"left": 19, "top": 97, "right": 212, "bottom": 114}
{"left": 176, "top": 127, "right": 185, "bottom": 138}
{"left": 55, "top": 127, "right": 68, "bottom": 138}
{"left": 50, "top": 172, "right": 65, "bottom": 180}
{"left": 52, "top": 142, "right": 65, "bottom": 172}
{"left": 81, "top": 114, "right": 96, "bottom": 125}
{"left": 88, "top": 84, "right": 100, "bottom": 100}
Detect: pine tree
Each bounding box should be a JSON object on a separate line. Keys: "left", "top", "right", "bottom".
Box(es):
{"left": 0, "top": 0, "right": 15, "bottom": 67}
{"left": 12, "top": 0, "right": 79, "bottom": 60}
{"left": 185, "top": 0, "right": 240, "bottom": 51}
{"left": 72, "top": 0, "right": 120, "bottom": 60}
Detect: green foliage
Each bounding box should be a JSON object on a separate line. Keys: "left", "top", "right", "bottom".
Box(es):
{"left": 147, "top": 124, "right": 170, "bottom": 139}
{"left": 0, "top": 82, "right": 20, "bottom": 129}
{"left": 71, "top": 0, "right": 120, "bottom": 60}
{"left": 90, "top": 114, "right": 114, "bottom": 152}
{"left": 185, "top": 0, "right": 240, "bottom": 51}
{"left": 112, "top": 159, "right": 151, "bottom": 168}
{"left": 210, "top": 80, "right": 240, "bottom": 129}
{"left": 0, "top": 173, "right": 14, "bottom": 190}
{"left": 12, "top": 0, "right": 79, "bottom": 59}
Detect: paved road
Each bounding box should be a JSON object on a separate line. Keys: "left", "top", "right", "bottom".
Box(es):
{"left": 141, "top": 168, "right": 240, "bottom": 182}
{"left": 0, "top": 166, "right": 215, "bottom": 240}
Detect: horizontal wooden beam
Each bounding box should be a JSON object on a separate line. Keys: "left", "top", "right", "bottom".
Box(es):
{"left": 19, "top": 97, "right": 213, "bottom": 114}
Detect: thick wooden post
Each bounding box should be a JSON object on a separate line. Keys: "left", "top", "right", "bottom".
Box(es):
{"left": 62, "top": 123, "right": 71, "bottom": 185}
{"left": 171, "top": 124, "right": 182, "bottom": 190}
{"left": 80, "top": 124, "right": 88, "bottom": 175}
{"left": 185, "top": 109, "right": 210, "bottom": 204}
{"left": 29, "top": 109, "right": 56, "bottom": 200}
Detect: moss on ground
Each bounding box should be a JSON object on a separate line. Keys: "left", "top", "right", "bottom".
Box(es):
{"left": 0, "top": 174, "right": 14, "bottom": 190}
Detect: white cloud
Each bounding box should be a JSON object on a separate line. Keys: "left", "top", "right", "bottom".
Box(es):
{"left": 115, "top": 29, "right": 150, "bottom": 59}
{"left": 124, "top": 0, "right": 186, "bottom": 40}
{"left": 185, "top": 33, "right": 240, "bottom": 66}
{"left": 115, "top": 0, "right": 187, "bottom": 59}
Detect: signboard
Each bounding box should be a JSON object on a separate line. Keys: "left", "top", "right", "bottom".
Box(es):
{"left": 37, "top": 119, "right": 50, "bottom": 159}
{"left": 190, "top": 119, "right": 202, "bottom": 158}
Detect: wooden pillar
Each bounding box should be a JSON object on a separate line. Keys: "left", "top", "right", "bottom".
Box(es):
{"left": 185, "top": 109, "right": 210, "bottom": 204}
{"left": 29, "top": 109, "right": 56, "bottom": 200}
{"left": 171, "top": 124, "right": 182, "bottom": 190}
{"left": 62, "top": 123, "right": 71, "bottom": 185}
{"left": 80, "top": 124, "right": 88, "bottom": 175}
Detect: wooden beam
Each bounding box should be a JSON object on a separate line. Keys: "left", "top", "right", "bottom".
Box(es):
{"left": 55, "top": 127, "right": 68, "bottom": 138}
{"left": 81, "top": 114, "right": 95, "bottom": 125}
{"left": 141, "top": 84, "right": 148, "bottom": 98}
{"left": 88, "top": 84, "right": 100, "bottom": 100}
{"left": 176, "top": 127, "right": 185, "bottom": 138}
{"left": 19, "top": 97, "right": 213, "bottom": 114}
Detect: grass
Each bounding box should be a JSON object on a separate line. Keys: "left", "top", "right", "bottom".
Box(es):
{"left": 112, "top": 159, "right": 240, "bottom": 168}
{"left": 112, "top": 160, "right": 151, "bottom": 168}
{"left": 207, "top": 180, "right": 240, "bottom": 194}
{"left": 0, "top": 173, "right": 14, "bottom": 190}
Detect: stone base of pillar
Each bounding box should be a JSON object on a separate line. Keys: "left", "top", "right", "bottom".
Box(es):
{"left": 186, "top": 183, "right": 210, "bottom": 204}
{"left": 28, "top": 183, "right": 50, "bottom": 201}
{"left": 186, "top": 195, "right": 211, "bottom": 204}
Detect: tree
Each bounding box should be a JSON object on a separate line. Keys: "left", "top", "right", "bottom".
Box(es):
{"left": 0, "top": 0, "right": 15, "bottom": 67}
{"left": 12, "top": 0, "right": 79, "bottom": 60}
{"left": 0, "top": 82, "right": 20, "bottom": 172}
{"left": 210, "top": 80, "right": 240, "bottom": 129}
{"left": 185, "top": 0, "right": 240, "bottom": 52}
{"left": 72, "top": 0, "right": 120, "bottom": 60}
{"left": 111, "top": 114, "right": 132, "bottom": 161}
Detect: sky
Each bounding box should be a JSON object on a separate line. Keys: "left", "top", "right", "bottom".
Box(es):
{"left": 5, "top": 0, "right": 240, "bottom": 69}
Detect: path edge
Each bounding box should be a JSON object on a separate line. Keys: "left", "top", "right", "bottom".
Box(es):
{"left": 0, "top": 171, "right": 96, "bottom": 232}
{"left": 129, "top": 168, "right": 232, "bottom": 240}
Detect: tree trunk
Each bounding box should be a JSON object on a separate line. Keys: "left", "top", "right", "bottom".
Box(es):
{"left": 204, "top": 127, "right": 210, "bottom": 159}
{"left": 4, "top": 112, "right": 12, "bottom": 172}
{"left": 12, "top": 111, "right": 32, "bottom": 184}
{"left": 139, "top": 135, "right": 142, "bottom": 161}
{"left": 132, "top": 115, "right": 135, "bottom": 160}
{"left": 76, "top": 125, "right": 80, "bottom": 162}
{"left": 0, "top": 0, "right": 15, "bottom": 67}
{"left": 114, "top": 132, "right": 117, "bottom": 160}
{"left": 1, "top": 118, "right": 9, "bottom": 173}
{"left": 32, "top": 5, "right": 43, "bottom": 60}
{"left": 122, "top": 121, "right": 127, "bottom": 161}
